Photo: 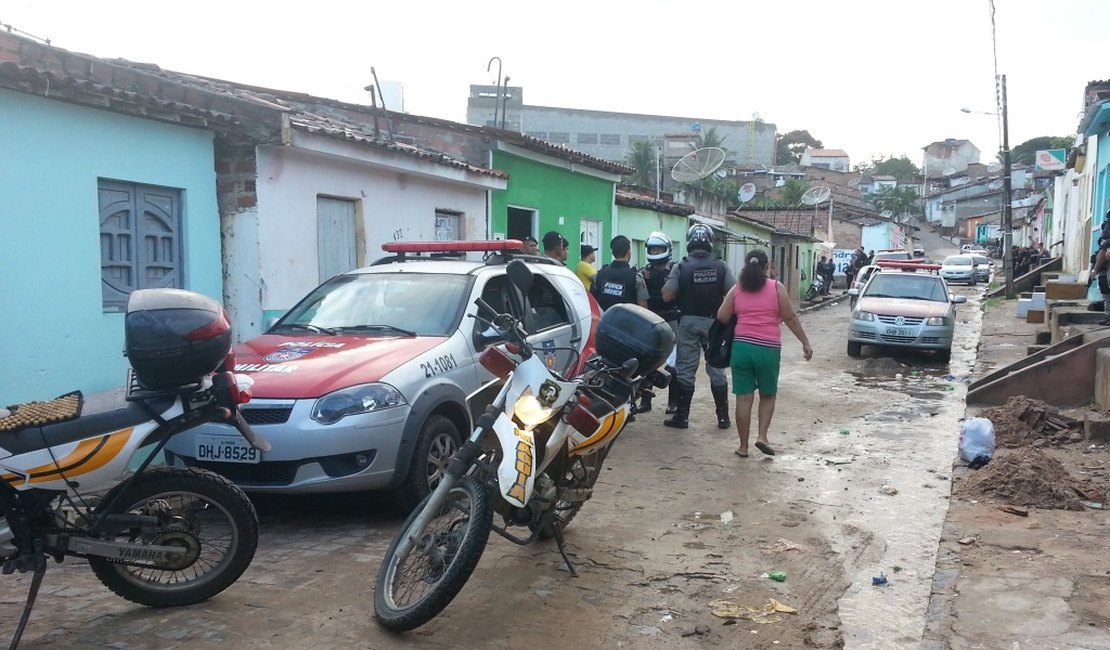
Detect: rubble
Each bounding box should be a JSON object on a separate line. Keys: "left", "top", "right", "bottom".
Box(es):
{"left": 956, "top": 447, "right": 1105, "bottom": 510}
{"left": 978, "top": 396, "right": 1082, "bottom": 448}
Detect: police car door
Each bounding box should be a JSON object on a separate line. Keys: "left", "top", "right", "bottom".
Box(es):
{"left": 521, "top": 274, "right": 578, "bottom": 375}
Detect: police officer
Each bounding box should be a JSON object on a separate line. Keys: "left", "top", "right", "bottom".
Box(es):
{"left": 661, "top": 224, "right": 735, "bottom": 430}
{"left": 639, "top": 231, "right": 680, "bottom": 414}
{"left": 591, "top": 235, "right": 648, "bottom": 310}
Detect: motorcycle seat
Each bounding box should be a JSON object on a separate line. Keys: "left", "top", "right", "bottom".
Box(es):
{"left": 1, "top": 387, "right": 173, "bottom": 456}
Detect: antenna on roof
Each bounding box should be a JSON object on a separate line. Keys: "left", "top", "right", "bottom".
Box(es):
{"left": 800, "top": 186, "right": 831, "bottom": 206}
{"left": 671, "top": 147, "right": 726, "bottom": 183}
{"left": 942, "top": 167, "right": 957, "bottom": 177}
{"left": 738, "top": 182, "right": 757, "bottom": 203}
{"left": 369, "top": 67, "right": 394, "bottom": 142}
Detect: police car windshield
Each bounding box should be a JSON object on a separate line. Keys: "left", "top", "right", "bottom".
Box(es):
{"left": 275, "top": 273, "right": 472, "bottom": 337}
{"left": 864, "top": 274, "right": 947, "bottom": 302}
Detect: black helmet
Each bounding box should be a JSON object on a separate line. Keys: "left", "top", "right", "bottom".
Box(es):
{"left": 686, "top": 223, "right": 713, "bottom": 253}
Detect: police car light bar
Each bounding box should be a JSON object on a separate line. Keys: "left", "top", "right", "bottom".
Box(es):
{"left": 382, "top": 240, "right": 524, "bottom": 253}
{"left": 876, "top": 260, "right": 941, "bottom": 271}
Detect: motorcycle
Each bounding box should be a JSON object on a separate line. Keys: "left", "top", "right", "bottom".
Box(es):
{"left": 373, "top": 260, "right": 673, "bottom": 632}
{"left": 0, "top": 289, "right": 269, "bottom": 648}
{"left": 804, "top": 273, "right": 829, "bottom": 301}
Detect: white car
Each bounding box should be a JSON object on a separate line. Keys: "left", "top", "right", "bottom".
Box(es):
{"left": 165, "top": 240, "right": 600, "bottom": 507}
{"left": 961, "top": 244, "right": 988, "bottom": 255}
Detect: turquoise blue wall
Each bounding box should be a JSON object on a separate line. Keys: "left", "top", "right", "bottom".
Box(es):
{"left": 1, "top": 89, "right": 222, "bottom": 402}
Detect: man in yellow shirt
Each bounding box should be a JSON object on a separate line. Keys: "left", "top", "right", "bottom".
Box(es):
{"left": 577, "top": 244, "right": 597, "bottom": 290}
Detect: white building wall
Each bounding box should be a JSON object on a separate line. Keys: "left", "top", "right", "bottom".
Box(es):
{"left": 233, "top": 147, "right": 491, "bottom": 339}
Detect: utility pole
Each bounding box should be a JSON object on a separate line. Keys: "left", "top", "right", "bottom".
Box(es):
{"left": 1000, "top": 74, "right": 1014, "bottom": 299}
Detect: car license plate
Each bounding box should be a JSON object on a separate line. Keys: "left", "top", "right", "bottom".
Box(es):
{"left": 885, "top": 327, "right": 913, "bottom": 337}
{"left": 195, "top": 435, "right": 261, "bottom": 464}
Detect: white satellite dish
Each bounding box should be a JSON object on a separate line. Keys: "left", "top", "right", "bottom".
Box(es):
{"left": 800, "top": 185, "right": 832, "bottom": 206}
{"left": 986, "top": 161, "right": 1002, "bottom": 173}
{"left": 988, "top": 180, "right": 1004, "bottom": 190}
{"left": 671, "top": 147, "right": 726, "bottom": 183}
{"left": 880, "top": 209, "right": 894, "bottom": 218}
{"left": 738, "top": 182, "right": 757, "bottom": 203}
{"left": 942, "top": 167, "right": 957, "bottom": 177}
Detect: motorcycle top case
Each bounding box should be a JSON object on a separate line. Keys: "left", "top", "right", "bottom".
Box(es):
{"left": 125, "top": 288, "right": 232, "bottom": 389}
{"left": 595, "top": 303, "right": 674, "bottom": 375}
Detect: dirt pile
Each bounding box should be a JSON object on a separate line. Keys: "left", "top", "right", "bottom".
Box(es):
{"left": 978, "top": 396, "right": 1082, "bottom": 448}
{"left": 957, "top": 447, "right": 1103, "bottom": 509}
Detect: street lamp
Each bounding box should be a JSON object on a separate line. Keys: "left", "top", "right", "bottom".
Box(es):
{"left": 960, "top": 77, "right": 1014, "bottom": 299}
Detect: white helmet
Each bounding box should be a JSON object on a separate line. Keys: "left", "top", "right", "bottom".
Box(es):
{"left": 645, "top": 231, "right": 672, "bottom": 262}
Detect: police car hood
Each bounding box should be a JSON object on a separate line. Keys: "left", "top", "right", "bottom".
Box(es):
{"left": 233, "top": 335, "right": 447, "bottom": 399}
{"left": 856, "top": 297, "right": 949, "bottom": 319}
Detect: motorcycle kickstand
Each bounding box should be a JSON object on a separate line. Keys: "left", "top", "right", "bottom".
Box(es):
{"left": 8, "top": 549, "right": 47, "bottom": 650}
{"left": 551, "top": 524, "right": 578, "bottom": 578}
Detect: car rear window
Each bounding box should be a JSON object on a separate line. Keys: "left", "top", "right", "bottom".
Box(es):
{"left": 944, "top": 256, "right": 972, "bottom": 266}
{"left": 276, "top": 273, "right": 473, "bottom": 337}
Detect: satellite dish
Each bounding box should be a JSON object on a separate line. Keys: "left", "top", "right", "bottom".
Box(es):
{"left": 671, "top": 147, "right": 726, "bottom": 183}
{"left": 942, "top": 167, "right": 957, "bottom": 177}
{"left": 988, "top": 180, "right": 1004, "bottom": 190}
{"left": 738, "top": 182, "right": 757, "bottom": 203}
{"left": 986, "top": 161, "right": 1002, "bottom": 173}
{"left": 800, "top": 185, "right": 832, "bottom": 206}
{"left": 880, "top": 209, "right": 894, "bottom": 218}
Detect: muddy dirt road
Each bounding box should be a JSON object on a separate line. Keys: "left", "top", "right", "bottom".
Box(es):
{"left": 0, "top": 284, "right": 985, "bottom": 649}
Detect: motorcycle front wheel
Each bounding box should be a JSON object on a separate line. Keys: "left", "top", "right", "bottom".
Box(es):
{"left": 87, "top": 467, "right": 259, "bottom": 608}
{"left": 374, "top": 477, "right": 493, "bottom": 631}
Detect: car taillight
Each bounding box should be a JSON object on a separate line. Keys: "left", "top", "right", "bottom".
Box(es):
{"left": 480, "top": 347, "right": 517, "bottom": 379}
{"left": 566, "top": 403, "right": 600, "bottom": 436}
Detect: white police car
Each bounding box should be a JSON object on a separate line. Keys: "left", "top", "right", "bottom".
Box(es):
{"left": 165, "top": 241, "right": 599, "bottom": 507}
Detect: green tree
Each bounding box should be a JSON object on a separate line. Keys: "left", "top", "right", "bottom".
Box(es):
{"left": 778, "top": 178, "right": 811, "bottom": 207}
{"left": 870, "top": 185, "right": 921, "bottom": 217}
{"left": 624, "top": 140, "right": 658, "bottom": 189}
{"left": 1010, "top": 136, "right": 1072, "bottom": 167}
{"left": 857, "top": 155, "right": 921, "bottom": 182}
{"left": 776, "top": 130, "right": 822, "bottom": 165}
{"left": 693, "top": 126, "right": 727, "bottom": 151}
{"left": 676, "top": 127, "right": 730, "bottom": 198}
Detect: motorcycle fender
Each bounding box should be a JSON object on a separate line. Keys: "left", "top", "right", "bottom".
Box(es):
{"left": 492, "top": 412, "right": 534, "bottom": 508}
{"left": 569, "top": 404, "right": 632, "bottom": 456}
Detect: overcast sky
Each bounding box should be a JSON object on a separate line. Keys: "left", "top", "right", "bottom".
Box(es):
{"left": 4, "top": 0, "right": 1105, "bottom": 168}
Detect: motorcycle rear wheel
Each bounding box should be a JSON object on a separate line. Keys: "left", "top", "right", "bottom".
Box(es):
{"left": 87, "top": 467, "right": 258, "bottom": 607}
{"left": 374, "top": 477, "right": 493, "bottom": 631}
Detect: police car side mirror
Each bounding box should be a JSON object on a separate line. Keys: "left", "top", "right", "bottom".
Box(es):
{"left": 951, "top": 295, "right": 967, "bottom": 304}
{"left": 847, "top": 288, "right": 859, "bottom": 297}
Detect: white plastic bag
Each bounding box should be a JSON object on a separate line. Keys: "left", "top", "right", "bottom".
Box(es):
{"left": 958, "top": 417, "right": 995, "bottom": 463}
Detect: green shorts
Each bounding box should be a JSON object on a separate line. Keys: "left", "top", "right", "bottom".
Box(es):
{"left": 730, "top": 340, "right": 781, "bottom": 396}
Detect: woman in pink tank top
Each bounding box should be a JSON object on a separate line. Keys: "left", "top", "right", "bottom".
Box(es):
{"left": 716, "top": 250, "right": 813, "bottom": 457}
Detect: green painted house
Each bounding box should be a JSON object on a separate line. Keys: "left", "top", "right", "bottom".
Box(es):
{"left": 387, "top": 114, "right": 632, "bottom": 270}
{"left": 614, "top": 188, "right": 695, "bottom": 267}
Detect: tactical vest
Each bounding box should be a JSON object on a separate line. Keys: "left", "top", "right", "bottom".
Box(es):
{"left": 642, "top": 262, "right": 672, "bottom": 314}
{"left": 677, "top": 253, "right": 726, "bottom": 318}
{"left": 592, "top": 261, "right": 638, "bottom": 311}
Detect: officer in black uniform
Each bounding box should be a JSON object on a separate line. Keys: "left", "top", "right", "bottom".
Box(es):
{"left": 661, "top": 224, "right": 735, "bottom": 429}
{"left": 591, "top": 235, "right": 648, "bottom": 311}
{"left": 639, "top": 231, "right": 680, "bottom": 413}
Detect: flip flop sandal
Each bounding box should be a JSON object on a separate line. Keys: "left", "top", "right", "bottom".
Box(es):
{"left": 755, "top": 441, "right": 775, "bottom": 456}
{"left": 734, "top": 449, "right": 749, "bottom": 458}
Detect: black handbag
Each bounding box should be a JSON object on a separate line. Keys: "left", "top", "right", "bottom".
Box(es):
{"left": 705, "top": 316, "right": 736, "bottom": 368}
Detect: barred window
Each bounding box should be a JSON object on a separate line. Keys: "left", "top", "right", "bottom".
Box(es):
{"left": 577, "top": 133, "right": 598, "bottom": 145}
{"left": 599, "top": 134, "right": 622, "bottom": 145}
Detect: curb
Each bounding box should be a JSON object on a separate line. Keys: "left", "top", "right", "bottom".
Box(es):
{"left": 799, "top": 292, "right": 848, "bottom": 314}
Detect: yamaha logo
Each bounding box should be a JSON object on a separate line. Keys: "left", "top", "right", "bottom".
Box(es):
{"left": 894, "top": 316, "right": 906, "bottom": 326}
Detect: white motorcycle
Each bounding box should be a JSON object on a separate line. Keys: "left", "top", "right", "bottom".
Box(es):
{"left": 0, "top": 289, "right": 268, "bottom": 648}
{"left": 374, "top": 260, "right": 673, "bottom": 631}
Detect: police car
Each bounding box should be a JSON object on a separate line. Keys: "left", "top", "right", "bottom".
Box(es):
{"left": 165, "top": 240, "right": 599, "bottom": 507}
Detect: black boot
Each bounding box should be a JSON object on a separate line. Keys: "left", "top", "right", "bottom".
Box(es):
{"left": 663, "top": 386, "right": 692, "bottom": 429}
{"left": 637, "top": 393, "right": 652, "bottom": 413}
{"left": 711, "top": 384, "right": 730, "bottom": 429}
{"left": 665, "top": 367, "right": 679, "bottom": 414}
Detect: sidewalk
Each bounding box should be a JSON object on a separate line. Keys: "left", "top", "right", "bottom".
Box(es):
{"left": 923, "top": 298, "right": 1110, "bottom": 649}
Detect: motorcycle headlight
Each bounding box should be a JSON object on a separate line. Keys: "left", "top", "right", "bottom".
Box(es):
{"left": 926, "top": 316, "right": 949, "bottom": 326}
{"left": 311, "top": 383, "right": 406, "bottom": 425}
{"left": 852, "top": 311, "right": 875, "bottom": 322}
{"left": 512, "top": 393, "right": 557, "bottom": 429}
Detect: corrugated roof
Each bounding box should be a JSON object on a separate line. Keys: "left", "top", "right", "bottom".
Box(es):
{"left": 805, "top": 148, "right": 849, "bottom": 157}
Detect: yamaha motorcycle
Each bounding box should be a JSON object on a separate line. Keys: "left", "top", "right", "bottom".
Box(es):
{"left": 0, "top": 289, "right": 269, "bottom": 648}
{"left": 374, "top": 260, "right": 672, "bottom": 631}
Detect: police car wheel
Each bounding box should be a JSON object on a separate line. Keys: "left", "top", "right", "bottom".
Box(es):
{"left": 395, "top": 415, "right": 460, "bottom": 511}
